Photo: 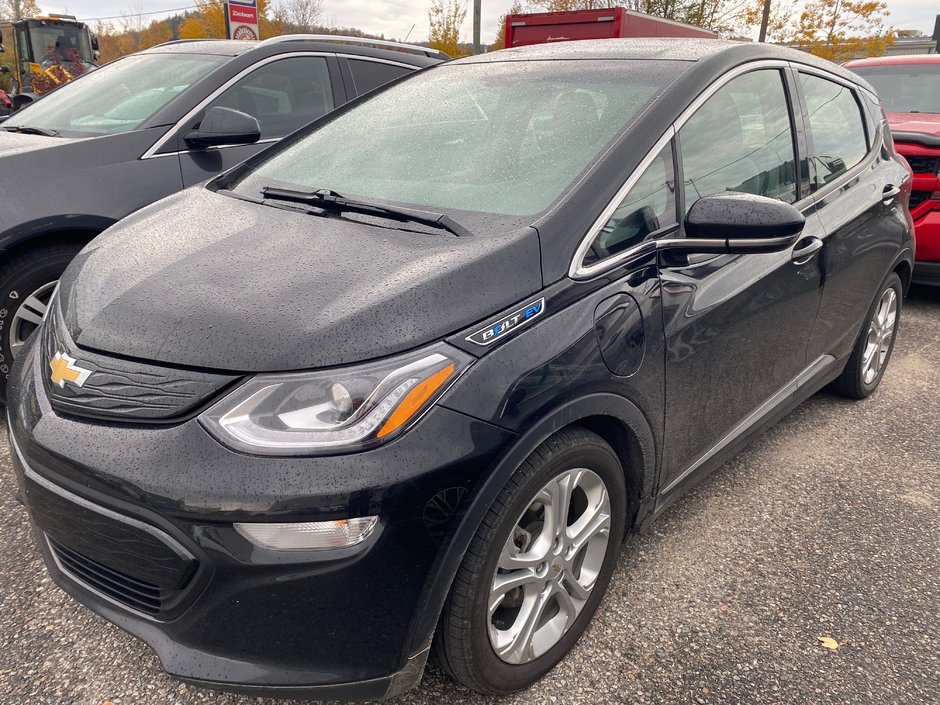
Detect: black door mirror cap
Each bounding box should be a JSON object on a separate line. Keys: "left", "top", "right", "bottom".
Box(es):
{"left": 678, "top": 192, "right": 805, "bottom": 254}
{"left": 184, "top": 106, "right": 261, "bottom": 149}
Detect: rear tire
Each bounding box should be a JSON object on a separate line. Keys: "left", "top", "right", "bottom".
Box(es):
{"left": 0, "top": 243, "right": 85, "bottom": 400}
{"left": 434, "top": 427, "right": 627, "bottom": 694}
{"left": 830, "top": 271, "right": 903, "bottom": 399}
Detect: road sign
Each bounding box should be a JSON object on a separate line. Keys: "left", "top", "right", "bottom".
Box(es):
{"left": 225, "top": 1, "right": 260, "bottom": 40}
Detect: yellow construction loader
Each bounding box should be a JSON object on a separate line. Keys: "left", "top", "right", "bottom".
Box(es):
{"left": 0, "top": 14, "right": 98, "bottom": 112}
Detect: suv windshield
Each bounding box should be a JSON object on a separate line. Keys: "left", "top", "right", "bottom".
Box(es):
{"left": 233, "top": 61, "right": 676, "bottom": 219}
{"left": 852, "top": 64, "right": 940, "bottom": 114}
{"left": 4, "top": 53, "right": 227, "bottom": 137}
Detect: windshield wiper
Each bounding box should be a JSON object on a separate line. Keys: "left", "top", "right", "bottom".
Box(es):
{"left": 0, "top": 125, "right": 60, "bottom": 137}
{"left": 261, "top": 187, "right": 474, "bottom": 238}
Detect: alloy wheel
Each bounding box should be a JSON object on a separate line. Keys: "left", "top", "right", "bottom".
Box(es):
{"left": 861, "top": 287, "right": 897, "bottom": 385}
{"left": 8, "top": 280, "right": 57, "bottom": 360}
{"left": 487, "top": 468, "right": 612, "bottom": 665}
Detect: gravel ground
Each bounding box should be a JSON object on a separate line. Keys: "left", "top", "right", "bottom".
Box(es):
{"left": 0, "top": 288, "right": 938, "bottom": 705}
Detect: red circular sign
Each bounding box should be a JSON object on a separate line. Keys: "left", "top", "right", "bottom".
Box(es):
{"left": 233, "top": 25, "right": 258, "bottom": 40}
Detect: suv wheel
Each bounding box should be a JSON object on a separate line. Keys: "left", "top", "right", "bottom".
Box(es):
{"left": 434, "top": 427, "right": 627, "bottom": 694}
{"left": 831, "top": 271, "right": 903, "bottom": 399}
{"left": 0, "top": 243, "right": 84, "bottom": 400}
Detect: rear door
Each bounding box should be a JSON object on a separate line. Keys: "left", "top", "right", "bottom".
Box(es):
{"left": 795, "top": 69, "right": 912, "bottom": 362}
{"left": 658, "top": 66, "right": 827, "bottom": 494}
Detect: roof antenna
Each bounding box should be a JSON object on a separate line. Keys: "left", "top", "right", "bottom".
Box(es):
{"left": 404, "top": 23, "right": 415, "bottom": 42}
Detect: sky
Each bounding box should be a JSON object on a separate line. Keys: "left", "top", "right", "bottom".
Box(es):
{"left": 34, "top": 1, "right": 940, "bottom": 46}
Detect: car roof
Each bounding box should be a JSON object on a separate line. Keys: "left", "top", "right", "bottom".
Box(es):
{"left": 143, "top": 40, "right": 259, "bottom": 57}
{"left": 845, "top": 54, "right": 940, "bottom": 67}
{"left": 458, "top": 38, "right": 871, "bottom": 89}
{"left": 141, "top": 36, "right": 441, "bottom": 66}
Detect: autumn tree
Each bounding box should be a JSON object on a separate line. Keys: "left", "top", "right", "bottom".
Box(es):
{"left": 428, "top": 0, "right": 467, "bottom": 57}
{"left": 283, "top": 0, "right": 324, "bottom": 32}
{"left": 788, "top": 0, "right": 893, "bottom": 61}
{"left": 139, "top": 20, "right": 174, "bottom": 50}
{"left": 0, "top": 0, "right": 40, "bottom": 22}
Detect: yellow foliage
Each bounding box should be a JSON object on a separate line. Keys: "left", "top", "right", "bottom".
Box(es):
{"left": 788, "top": 0, "right": 893, "bottom": 62}
{"left": 428, "top": 0, "right": 467, "bottom": 58}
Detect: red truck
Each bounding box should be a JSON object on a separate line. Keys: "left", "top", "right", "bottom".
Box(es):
{"left": 504, "top": 7, "right": 717, "bottom": 48}
{"left": 846, "top": 55, "right": 940, "bottom": 287}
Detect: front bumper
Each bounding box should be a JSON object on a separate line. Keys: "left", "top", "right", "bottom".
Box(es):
{"left": 7, "top": 341, "right": 514, "bottom": 698}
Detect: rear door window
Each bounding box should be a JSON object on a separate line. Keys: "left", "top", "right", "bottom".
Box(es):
{"left": 799, "top": 73, "right": 869, "bottom": 187}
{"left": 679, "top": 69, "right": 798, "bottom": 213}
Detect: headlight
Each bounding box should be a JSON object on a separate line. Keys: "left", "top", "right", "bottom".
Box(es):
{"left": 199, "top": 343, "right": 473, "bottom": 455}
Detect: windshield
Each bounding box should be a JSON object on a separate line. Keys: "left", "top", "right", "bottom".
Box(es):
{"left": 852, "top": 64, "right": 940, "bottom": 114}
{"left": 28, "top": 22, "right": 94, "bottom": 68}
{"left": 4, "top": 53, "right": 227, "bottom": 136}
{"left": 233, "top": 61, "right": 675, "bottom": 219}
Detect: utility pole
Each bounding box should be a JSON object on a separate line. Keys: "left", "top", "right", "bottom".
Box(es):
{"left": 473, "top": 0, "right": 482, "bottom": 54}
{"left": 758, "top": 0, "right": 772, "bottom": 43}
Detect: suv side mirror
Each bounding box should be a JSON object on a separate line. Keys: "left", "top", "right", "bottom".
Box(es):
{"left": 184, "top": 106, "right": 261, "bottom": 149}
{"left": 677, "top": 192, "right": 805, "bottom": 254}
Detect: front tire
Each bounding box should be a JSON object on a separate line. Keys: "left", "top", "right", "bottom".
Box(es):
{"left": 831, "top": 271, "right": 903, "bottom": 399}
{"left": 434, "top": 427, "right": 627, "bottom": 694}
{"left": 0, "top": 243, "right": 84, "bottom": 400}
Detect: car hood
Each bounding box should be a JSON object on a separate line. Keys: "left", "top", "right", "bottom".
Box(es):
{"left": 886, "top": 112, "right": 940, "bottom": 138}
{"left": 0, "top": 129, "right": 84, "bottom": 158}
{"left": 57, "top": 187, "right": 543, "bottom": 372}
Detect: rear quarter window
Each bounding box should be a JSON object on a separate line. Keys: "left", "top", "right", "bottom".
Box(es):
{"left": 348, "top": 59, "right": 413, "bottom": 95}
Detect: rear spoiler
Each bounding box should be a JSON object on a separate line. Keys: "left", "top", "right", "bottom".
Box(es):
{"left": 892, "top": 131, "right": 940, "bottom": 148}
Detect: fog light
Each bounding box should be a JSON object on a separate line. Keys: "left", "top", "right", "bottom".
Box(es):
{"left": 235, "top": 517, "right": 378, "bottom": 550}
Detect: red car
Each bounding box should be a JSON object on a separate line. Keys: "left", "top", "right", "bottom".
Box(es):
{"left": 846, "top": 55, "right": 940, "bottom": 286}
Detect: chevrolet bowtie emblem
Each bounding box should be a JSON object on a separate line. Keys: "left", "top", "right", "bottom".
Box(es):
{"left": 49, "top": 351, "right": 92, "bottom": 389}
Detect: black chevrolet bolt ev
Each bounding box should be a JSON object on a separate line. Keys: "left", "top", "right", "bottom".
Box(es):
{"left": 6, "top": 39, "right": 914, "bottom": 699}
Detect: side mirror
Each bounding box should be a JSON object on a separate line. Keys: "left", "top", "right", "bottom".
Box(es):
{"left": 91, "top": 35, "right": 100, "bottom": 52}
{"left": 184, "top": 106, "right": 261, "bottom": 149}
{"left": 679, "top": 192, "right": 805, "bottom": 254}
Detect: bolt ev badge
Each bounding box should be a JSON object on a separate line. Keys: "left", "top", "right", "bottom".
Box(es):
{"left": 49, "top": 351, "right": 92, "bottom": 389}
{"left": 466, "top": 298, "right": 545, "bottom": 346}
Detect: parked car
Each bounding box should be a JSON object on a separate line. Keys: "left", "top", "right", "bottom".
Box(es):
{"left": 7, "top": 39, "right": 913, "bottom": 699}
{"left": 846, "top": 55, "right": 940, "bottom": 287}
{"left": 0, "top": 35, "right": 444, "bottom": 398}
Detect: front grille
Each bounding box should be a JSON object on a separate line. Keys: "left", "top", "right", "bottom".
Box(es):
{"left": 909, "top": 191, "right": 931, "bottom": 211}
{"left": 41, "top": 299, "right": 238, "bottom": 422}
{"left": 905, "top": 155, "right": 940, "bottom": 174}
{"left": 48, "top": 537, "right": 163, "bottom": 615}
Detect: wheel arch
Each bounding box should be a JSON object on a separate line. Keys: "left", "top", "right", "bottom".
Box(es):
{"left": 0, "top": 217, "right": 115, "bottom": 264}
{"left": 893, "top": 254, "right": 913, "bottom": 295}
{"left": 408, "top": 393, "right": 658, "bottom": 657}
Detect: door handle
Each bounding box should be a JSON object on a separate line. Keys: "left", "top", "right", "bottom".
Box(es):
{"left": 791, "top": 237, "right": 823, "bottom": 265}
{"left": 883, "top": 184, "right": 901, "bottom": 203}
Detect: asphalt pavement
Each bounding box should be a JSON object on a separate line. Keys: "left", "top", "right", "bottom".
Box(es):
{"left": 1, "top": 287, "right": 938, "bottom": 705}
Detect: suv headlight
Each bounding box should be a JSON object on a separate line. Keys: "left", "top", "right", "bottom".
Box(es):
{"left": 199, "top": 343, "right": 473, "bottom": 456}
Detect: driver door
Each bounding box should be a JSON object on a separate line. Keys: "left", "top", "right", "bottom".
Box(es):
{"left": 658, "top": 67, "right": 826, "bottom": 496}
{"left": 174, "top": 54, "right": 345, "bottom": 187}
